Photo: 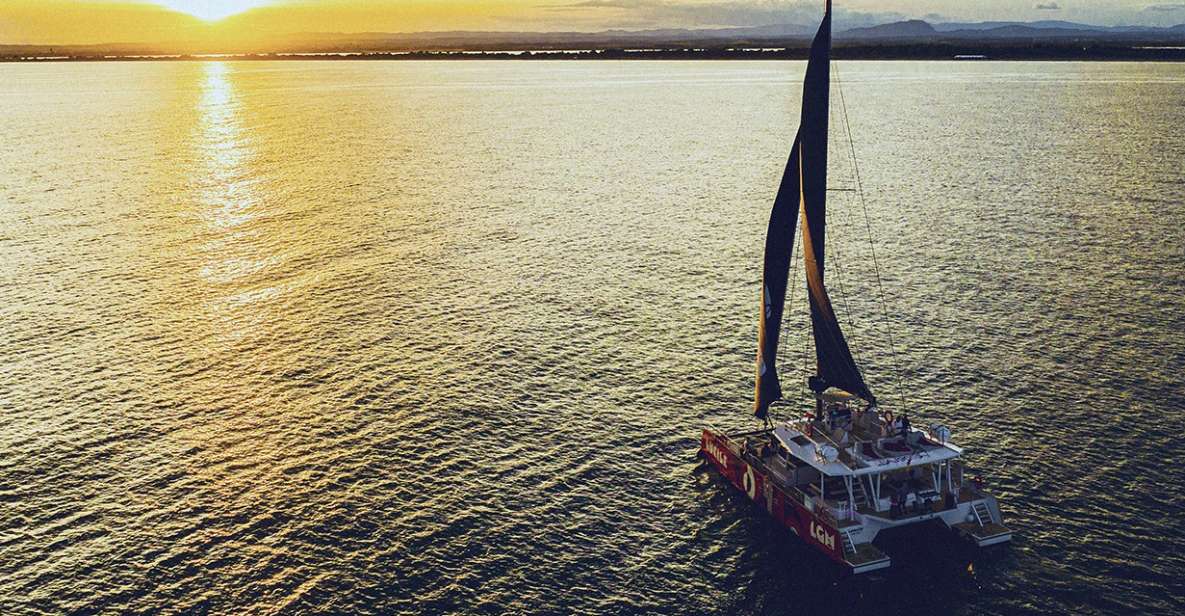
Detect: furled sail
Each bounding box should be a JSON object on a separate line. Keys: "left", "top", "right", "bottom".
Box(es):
{"left": 755, "top": 0, "right": 874, "bottom": 417}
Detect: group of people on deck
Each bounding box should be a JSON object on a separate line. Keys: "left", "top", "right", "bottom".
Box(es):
{"left": 889, "top": 412, "right": 910, "bottom": 437}
{"left": 879, "top": 409, "right": 926, "bottom": 447}
{"left": 817, "top": 400, "right": 920, "bottom": 447}
{"left": 887, "top": 467, "right": 935, "bottom": 517}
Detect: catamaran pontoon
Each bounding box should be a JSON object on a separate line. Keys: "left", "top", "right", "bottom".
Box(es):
{"left": 699, "top": 0, "right": 1012, "bottom": 575}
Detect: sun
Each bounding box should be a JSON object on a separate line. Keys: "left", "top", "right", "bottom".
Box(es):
{"left": 152, "top": 1, "right": 275, "bottom": 22}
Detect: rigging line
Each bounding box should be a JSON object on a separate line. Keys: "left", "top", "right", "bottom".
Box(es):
{"left": 824, "top": 64, "right": 864, "bottom": 371}
{"left": 777, "top": 205, "right": 803, "bottom": 390}
{"left": 834, "top": 62, "right": 909, "bottom": 411}
{"left": 825, "top": 191, "right": 860, "bottom": 360}
{"left": 789, "top": 226, "right": 808, "bottom": 402}
{"left": 801, "top": 273, "right": 810, "bottom": 402}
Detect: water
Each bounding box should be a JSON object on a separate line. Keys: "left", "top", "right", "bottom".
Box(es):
{"left": 1, "top": 60, "right": 1183, "bottom": 615}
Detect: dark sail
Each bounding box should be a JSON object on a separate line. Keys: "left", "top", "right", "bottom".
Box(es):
{"left": 796, "top": 2, "right": 875, "bottom": 403}
{"left": 800, "top": 159, "right": 875, "bottom": 402}
{"left": 755, "top": 0, "right": 874, "bottom": 415}
{"left": 754, "top": 135, "right": 802, "bottom": 418}
{"left": 754, "top": 2, "right": 833, "bottom": 418}
{"left": 800, "top": 1, "right": 831, "bottom": 280}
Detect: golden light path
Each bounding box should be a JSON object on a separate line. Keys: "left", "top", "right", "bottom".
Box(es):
{"left": 153, "top": 0, "right": 275, "bottom": 22}
{"left": 195, "top": 61, "right": 283, "bottom": 334}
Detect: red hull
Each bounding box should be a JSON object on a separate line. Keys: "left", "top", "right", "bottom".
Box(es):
{"left": 700, "top": 429, "right": 846, "bottom": 566}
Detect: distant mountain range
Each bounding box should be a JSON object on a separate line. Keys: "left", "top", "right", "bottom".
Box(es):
{"left": 270, "top": 20, "right": 1185, "bottom": 51}
{"left": 3, "top": 19, "right": 1185, "bottom": 58}
{"left": 932, "top": 20, "right": 1185, "bottom": 34}
{"left": 839, "top": 19, "right": 1185, "bottom": 42}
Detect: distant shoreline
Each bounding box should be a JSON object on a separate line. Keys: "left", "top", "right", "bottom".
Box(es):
{"left": 7, "top": 17, "right": 1185, "bottom": 64}
{"left": 5, "top": 45, "right": 1185, "bottom": 63}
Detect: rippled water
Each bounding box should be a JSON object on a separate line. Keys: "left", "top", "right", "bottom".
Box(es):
{"left": 1, "top": 60, "right": 1183, "bottom": 615}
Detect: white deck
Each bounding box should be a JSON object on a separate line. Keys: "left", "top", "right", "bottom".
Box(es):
{"left": 773, "top": 422, "right": 962, "bottom": 477}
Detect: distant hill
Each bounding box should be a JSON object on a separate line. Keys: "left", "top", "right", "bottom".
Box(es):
{"left": 216, "top": 20, "right": 1185, "bottom": 51}
{"left": 934, "top": 20, "right": 1109, "bottom": 32}
{"left": 837, "top": 19, "right": 1185, "bottom": 42}
{"left": 848, "top": 19, "right": 1185, "bottom": 42}
{"left": 266, "top": 23, "right": 819, "bottom": 53}
{"left": 933, "top": 20, "right": 1180, "bottom": 34}
{"left": 838, "top": 20, "right": 937, "bottom": 40}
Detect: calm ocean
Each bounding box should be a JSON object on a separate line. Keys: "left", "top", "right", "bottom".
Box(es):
{"left": 1, "top": 60, "right": 1183, "bottom": 614}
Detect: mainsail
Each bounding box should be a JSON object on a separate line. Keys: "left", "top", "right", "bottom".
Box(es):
{"left": 800, "top": 162, "right": 875, "bottom": 403}
{"left": 755, "top": 0, "right": 874, "bottom": 419}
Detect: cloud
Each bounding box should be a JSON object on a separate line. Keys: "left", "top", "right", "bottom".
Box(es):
{"left": 1143, "top": 3, "right": 1185, "bottom": 11}
{"left": 545, "top": 0, "right": 907, "bottom": 29}
{"left": 1035, "top": 2, "right": 1060, "bottom": 9}
{"left": 1131, "top": 3, "right": 1185, "bottom": 25}
{"left": 558, "top": 0, "right": 636, "bottom": 6}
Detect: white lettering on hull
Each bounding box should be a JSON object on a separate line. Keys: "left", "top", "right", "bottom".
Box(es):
{"left": 742, "top": 465, "right": 757, "bottom": 500}
{"left": 704, "top": 440, "right": 729, "bottom": 471}
{"left": 810, "top": 520, "right": 836, "bottom": 551}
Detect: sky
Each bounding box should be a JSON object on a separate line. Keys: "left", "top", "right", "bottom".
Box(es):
{"left": 2, "top": 1, "right": 1184, "bottom": 45}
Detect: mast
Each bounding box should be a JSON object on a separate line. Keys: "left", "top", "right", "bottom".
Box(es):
{"left": 799, "top": 0, "right": 876, "bottom": 404}
{"left": 755, "top": 0, "right": 874, "bottom": 419}
{"left": 754, "top": 1, "right": 833, "bottom": 419}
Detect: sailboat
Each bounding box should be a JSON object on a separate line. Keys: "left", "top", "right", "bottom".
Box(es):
{"left": 699, "top": 1, "right": 1012, "bottom": 574}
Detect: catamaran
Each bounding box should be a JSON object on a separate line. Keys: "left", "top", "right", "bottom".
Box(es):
{"left": 700, "top": 1, "right": 1012, "bottom": 575}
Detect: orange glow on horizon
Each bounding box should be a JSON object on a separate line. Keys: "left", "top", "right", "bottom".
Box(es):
{"left": 153, "top": 1, "right": 277, "bottom": 22}
{"left": 0, "top": 1, "right": 556, "bottom": 47}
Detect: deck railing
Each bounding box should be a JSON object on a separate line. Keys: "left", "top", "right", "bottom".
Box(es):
{"left": 724, "top": 430, "right": 861, "bottom": 529}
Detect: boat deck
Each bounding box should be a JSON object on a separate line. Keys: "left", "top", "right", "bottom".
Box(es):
{"left": 852, "top": 488, "right": 972, "bottom": 521}
{"left": 740, "top": 431, "right": 986, "bottom": 522}
{"left": 952, "top": 521, "right": 1013, "bottom": 546}
{"left": 800, "top": 417, "right": 958, "bottom": 473}
{"left": 759, "top": 449, "right": 797, "bottom": 487}
{"left": 847, "top": 542, "right": 890, "bottom": 567}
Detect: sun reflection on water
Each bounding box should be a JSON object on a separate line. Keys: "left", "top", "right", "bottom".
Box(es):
{"left": 195, "top": 61, "right": 282, "bottom": 333}
{"left": 198, "top": 61, "right": 256, "bottom": 230}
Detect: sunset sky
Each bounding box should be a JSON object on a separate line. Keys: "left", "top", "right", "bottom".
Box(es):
{"left": 2, "top": 1, "right": 1183, "bottom": 45}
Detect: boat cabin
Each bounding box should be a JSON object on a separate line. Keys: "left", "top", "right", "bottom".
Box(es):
{"left": 744, "top": 390, "right": 969, "bottom": 524}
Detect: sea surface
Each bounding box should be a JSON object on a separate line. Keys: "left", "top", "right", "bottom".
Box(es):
{"left": 1, "top": 60, "right": 1183, "bottom": 615}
